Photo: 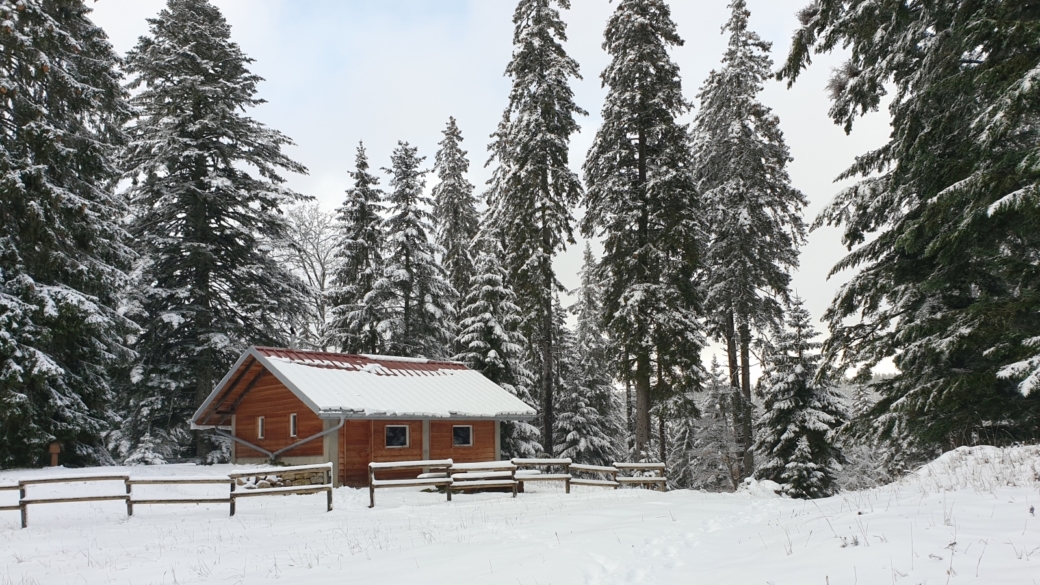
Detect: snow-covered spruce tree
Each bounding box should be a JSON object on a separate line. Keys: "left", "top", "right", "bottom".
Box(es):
{"left": 0, "top": 0, "right": 132, "bottom": 467}
{"left": 554, "top": 245, "right": 624, "bottom": 466}
{"left": 431, "top": 117, "right": 478, "bottom": 322}
{"left": 454, "top": 231, "right": 541, "bottom": 458}
{"left": 780, "top": 0, "right": 1040, "bottom": 456}
{"left": 485, "top": 0, "right": 585, "bottom": 454}
{"left": 119, "top": 0, "right": 308, "bottom": 463}
{"left": 668, "top": 357, "right": 740, "bottom": 491}
{"left": 330, "top": 143, "right": 385, "bottom": 355}
{"left": 370, "top": 142, "right": 454, "bottom": 359}
{"left": 692, "top": 0, "right": 807, "bottom": 480}
{"left": 582, "top": 0, "right": 703, "bottom": 458}
{"left": 273, "top": 205, "right": 340, "bottom": 351}
{"left": 755, "top": 298, "right": 845, "bottom": 499}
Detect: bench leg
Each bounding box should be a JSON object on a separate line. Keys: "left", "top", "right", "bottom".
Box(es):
{"left": 512, "top": 483, "right": 517, "bottom": 498}
{"left": 446, "top": 487, "right": 451, "bottom": 502}
{"left": 20, "top": 503, "right": 27, "bottom": 529}
{"left": 230, "top": 497, "right": 236, "bottom": 517}
{"left": 327, "top": 488, "right": 333, "bottom": 512}
{"left": 369, "top": 484, "right": 375, "bottom": 509}
{"left": 127, "top": 499, "right": 133, "bottom": 517}
{"left": 565, "top": 479, "right": 570, "bottom": 494}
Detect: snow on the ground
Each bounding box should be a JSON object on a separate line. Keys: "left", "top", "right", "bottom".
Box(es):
{"left": 1, "top": 446, "right": 1038, "bottom": 585}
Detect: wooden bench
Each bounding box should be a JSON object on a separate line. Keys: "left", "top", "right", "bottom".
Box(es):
{"left": 17, "top": 475, "right": 131, "bottom": 528}
{"left": 512, "top": 458, "right": 572, "bottom": 493}
{"left": 614, "top": 462, "right": 667, "bottom": 491}
{"left": 569, "top": 463, "right": 620, "bottom": 488}
{"left": 228, "top": 463, "right": 333, "bottom": 516}
{"left": 368, "top": 459, "right": 454, "bottom": 508}
{"left": 449, "top": 461, "right": 518, "bottom": 497}
{"left": 125, "top": 476, "right": 235, "bottom": 515}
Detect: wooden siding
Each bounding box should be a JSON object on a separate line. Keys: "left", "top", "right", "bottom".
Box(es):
{"left": 234, "top": 373, "right": 323, "bottom": 459}
{"left": 340, "top": 420, "right": 372, "bottom": 487}
{"left": 429, "top": 421, "right": 496, "bottom": 463}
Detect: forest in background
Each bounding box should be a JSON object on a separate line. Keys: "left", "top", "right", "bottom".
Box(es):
{"left": 1, "top": 0, "right": 1038, "bottom": 500}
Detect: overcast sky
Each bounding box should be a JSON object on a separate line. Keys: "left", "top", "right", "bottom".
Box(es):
{"left": 88, "top": 0, "right": 893, "bottom": 369}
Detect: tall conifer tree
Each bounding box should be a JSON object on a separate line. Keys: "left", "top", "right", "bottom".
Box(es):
{"left": 755, "top": 297, "right": 845, "bottom": 499}
{"left": 118, "top": 0, "right": 308, "bottom": 462}
{"left": 454, "top": 232, "right": 541, "bottom": 458}
{"left": 583, "top": 0, "right": 703, "bottom": 457}
{"left": 486, "top": 0, "right": 585, "bottom": 454}
{"left": 692, "top": 0, "right": 807, "bottom": 478}
{"left": 431, "top": 117, "right": 478, "bottom": 313}
{"left": 370, "top": 142, "right": 454, "bottom": 359}
{"left": 554, "top": 245, "right": 624, "bottom": 466}
{"left": 331, "top": 143, "right": 384, "bottom": 354}
{"left": 0, "top": 0, "right": 132, "bottom": 466}
{"left": 781, "top": 0, "right": 1040, "bottom": 457}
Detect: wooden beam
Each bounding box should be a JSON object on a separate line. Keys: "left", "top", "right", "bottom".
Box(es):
{"left": 209, "top": 356, "right": 256, "bottom": 412}
{"left": 221, "top": 368, "right": 267, "bottom": 415}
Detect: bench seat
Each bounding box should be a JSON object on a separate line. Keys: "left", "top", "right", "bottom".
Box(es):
{"left": 570, "top": 478, "right": 620, "bottom": 488}
{"left": 370, "top": 478, "right": 453, "bottom": 488}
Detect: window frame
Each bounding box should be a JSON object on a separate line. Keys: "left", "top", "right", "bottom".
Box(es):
{"left": 384, "top": 424, "right": 410, "bottom": 449}
{"left": 289, "top": 413, "right": 298, "bottom": 438}
{"left": 452, "top": 425, "right": 474, "bottom": 447}
{"left": 257, "top": 416, "right": 265, "bottom": 440}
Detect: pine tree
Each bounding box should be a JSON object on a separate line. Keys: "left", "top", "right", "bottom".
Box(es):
{"left": 582, "top": 0, "right": 703, "bottom": 458}
{"left": 431, "top": 117, "right": 478, "bottom": 314}
{"left": 370, "top": 141, "right": 454, "bottom": 359}
{"left": 692, "top": 0, "right": 808, "bottom": 480}
{"left": 780, "top": 0, "right": 1040, "bottom": 456}
{"left": 554, "top": 245, "right": 624, "bottom": 466}
{"left": 486, "top": 0, "right": 585, "bottom": 455}
{"left": 118, "top": 0, "right": 308, "bottom": 463}
{"left": 330, "top": 143, "right": 385, "bottom": 354}
{"left": 0, "top": 0, "right": 132, "bottom": 467}
{"left": 686, "top": 358, "right": 744, "bottom": 489}
{"left": 755, "top": 298, "right": 845, "bottom": 499}
{"left": 454, "top": 232, "right": 541, "bottom": 458}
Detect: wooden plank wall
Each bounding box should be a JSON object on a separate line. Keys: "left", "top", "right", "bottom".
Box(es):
{"left": 234, "top": 372, "right": 323, "bottom": 459}
{"left": 429, "top": 421, "right": 495, "bottom": 463}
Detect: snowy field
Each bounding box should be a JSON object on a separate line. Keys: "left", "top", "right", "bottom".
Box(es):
{"left": 1, "top": 446, "right": 1038, "bottom": 585}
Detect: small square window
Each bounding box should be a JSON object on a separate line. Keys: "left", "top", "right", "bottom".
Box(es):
{"left": 452, "top": 425, "right": 473, "bottom": 447}
{"left": 257, "top": 416, "right": 265, "bottom": 440}
{"left": 385, "top": 425, "right": 409, "bottom": 448}
{"left": 289, "top": 413, "right": 298, "bottom": 438}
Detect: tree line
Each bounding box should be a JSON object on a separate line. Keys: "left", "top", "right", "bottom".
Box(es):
{"left": 1, "top": 0, "right": 1037, "bottom": 500}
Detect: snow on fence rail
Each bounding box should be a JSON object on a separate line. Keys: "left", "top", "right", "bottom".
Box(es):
{"left": 0, "top": 463, "right": 334, "bottom": 528}
{"left": 512, "top": 458, "right": 573, "bottom": 493}
{"left": 368, "top": 459, "right": 453, "bottom": 508}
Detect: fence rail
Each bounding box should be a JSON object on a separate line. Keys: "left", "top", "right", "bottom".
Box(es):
{"left": 1, "top": 464, "right": 334, "bottom": 528}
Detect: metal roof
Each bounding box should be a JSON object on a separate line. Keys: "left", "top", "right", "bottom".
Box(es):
{"left": 191, "top": 347, "right": 537, "bottom": 428}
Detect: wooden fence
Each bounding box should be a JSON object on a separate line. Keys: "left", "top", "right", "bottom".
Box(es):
{"left": 366, "top": 458, "right": 668, "bottom": 507}
{"left": 0, "top": 463, "right": 333, "bottom": 528}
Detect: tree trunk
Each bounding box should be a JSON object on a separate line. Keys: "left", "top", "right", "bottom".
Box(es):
{"left": 724, "top": 310, "right": 743, "bottom": 477}
{"left": 195, "top": 360, "right": 213, "bottom": 462}
{"left": 738, "top": 321, "right": 754, "bottom": 476}
{"left": 625, "top": 378, "right": 633, "bottom": 435}
{"left": 634, "top": 351, "right": 652, "bottom": 457}
{"left": 540, "top": 268, "right": 554, "bottom": 456}
{"left": 658, "top": 414, "right": 666, "bottom": 463}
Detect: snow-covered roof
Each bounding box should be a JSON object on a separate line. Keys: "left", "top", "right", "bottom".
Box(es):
{"left": 192, "top": 347, "right": 536, "bottom": 428}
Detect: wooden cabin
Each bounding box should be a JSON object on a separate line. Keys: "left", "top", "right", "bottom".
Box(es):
{"left": 191, "top": 347, "right": 537, "bottom": 487}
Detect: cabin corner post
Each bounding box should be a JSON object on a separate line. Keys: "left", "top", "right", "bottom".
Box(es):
{"left": 495, "top": 420, "right": 502, "bottom": 461}
{"left": 422, "top": 419, "right": 430, "bottom": 461}
{"left": 323, "top": 419, "right": 340, "bottom": 487}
